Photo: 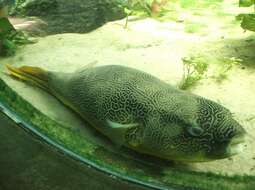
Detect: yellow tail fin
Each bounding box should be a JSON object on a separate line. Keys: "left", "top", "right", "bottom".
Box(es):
{"left": 6, "top": 64, "right": 50, "bottom": 92}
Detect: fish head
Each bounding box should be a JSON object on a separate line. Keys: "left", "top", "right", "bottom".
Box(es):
{"left": 193, "top": 98, "right": 247, "bottom": 161}
{"left": 161, "top": 97, "right": 246, "bottom": 162}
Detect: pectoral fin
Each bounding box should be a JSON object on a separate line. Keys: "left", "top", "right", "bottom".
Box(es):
{"left": 106, "top": 120, "right": 139, "bottom": 146}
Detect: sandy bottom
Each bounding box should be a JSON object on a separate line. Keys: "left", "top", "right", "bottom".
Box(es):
{"left": 1, "top": 0, "right": 255, "bottom": 176}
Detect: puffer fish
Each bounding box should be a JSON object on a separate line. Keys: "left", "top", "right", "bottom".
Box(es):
{"left": 6, "top": 64, "right": 246, "bottom": 162}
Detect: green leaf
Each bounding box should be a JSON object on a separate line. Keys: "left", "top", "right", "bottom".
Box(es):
{"left": 0, "top": 17, "right": 15, "bottom": 36}
{"left": 124, "top": 7, "right": 132, "bottom": 14}
{"left": 239, "top": 0, "right": 255, "bottom": 7}
{"left": 240, "top": 14, "right": 255, "bottom": 32}
{"left": 2, "top": 39, "right": 16, "bottom": 56}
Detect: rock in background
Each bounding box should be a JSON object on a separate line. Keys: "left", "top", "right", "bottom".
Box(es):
{"left": 11, "top": 0, "right": 125, "bottom": 34}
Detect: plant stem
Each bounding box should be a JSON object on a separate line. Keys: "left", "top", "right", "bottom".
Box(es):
{"left": 124, "top": 15, "right": 129, "bottom": 29}
{"left": 251, "top": 0, "right": 255, "bottom": 12}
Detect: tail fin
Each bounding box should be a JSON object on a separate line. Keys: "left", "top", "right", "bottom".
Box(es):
{"left": 6, "top": 65, "right": 50, "bottom": 92}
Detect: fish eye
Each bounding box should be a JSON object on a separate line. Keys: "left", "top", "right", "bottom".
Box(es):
{"left": 187, "top": 126, "right": 204, "bottom": 137}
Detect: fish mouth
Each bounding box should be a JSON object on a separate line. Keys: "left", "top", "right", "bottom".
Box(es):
{"left": 226, "top": 134, "right": 246, "bottom": 156}
{"left": 206, "top": 133, "right": 246, "bottom": 160}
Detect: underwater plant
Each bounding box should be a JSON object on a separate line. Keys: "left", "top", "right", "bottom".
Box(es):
{"left": 0, "top": 17, "right": 35, "bottom": 56}
{"left": 0, "top": 17, "right": 16, "bottom": 56}
{"left": 213, "top": 57, "right": 242, "bottom": 83}
{"left": 121, "top": 0, "right": 168, "bottom": 28}
{"left": 121, "top": 0, "right": 151, "bottom": 28}
{"left": 178, "top": 56, "right": 208, "bottom": 90}
{"left": 237, "top": 0, "right": 255, "bottom": 32}
{"left": 0, "top": 0, "right": 35, "bottom": 57}
{"left": 8, "top": 0, "right": 26, "bottom": 16}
